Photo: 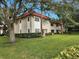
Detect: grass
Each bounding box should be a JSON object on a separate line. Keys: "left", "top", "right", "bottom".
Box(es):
{"left": 0, "top": 34, "right": 79, "bottom": 59}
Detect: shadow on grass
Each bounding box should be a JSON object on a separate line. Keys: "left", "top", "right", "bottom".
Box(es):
{"left": 0, "top": 36, "right": 17, "bottom": 48}
{"left": 0, "top": 42, "right": 16, "bottom": 48}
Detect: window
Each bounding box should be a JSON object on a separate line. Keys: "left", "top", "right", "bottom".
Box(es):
{"left": 28, "top": 29, "right": 30, "bottom": 33}
{"left": 20, "top": 20, "right": 21, "bottom": 23}
{"left": 28, "top": 17, "right": 30, "bottom": 21}
{"left": 20, "top": 30, "right": 21, "bottom": 33}
{"left": 43, "top": 20, "right": 48, "bottom": 24}
{"left": 35, "top": 29, "right": 40, "bottom": 33}
{"left": 35, "top": 17, "right": 39, "bottom": 21}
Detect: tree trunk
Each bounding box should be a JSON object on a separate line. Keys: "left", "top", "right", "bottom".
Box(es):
{"left": 8, "top": 23, "right": 16, "bottom": 43}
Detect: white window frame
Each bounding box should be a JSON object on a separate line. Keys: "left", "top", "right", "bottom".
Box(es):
{"left": 35, "top": 17, "right": 39, "bottom": 22}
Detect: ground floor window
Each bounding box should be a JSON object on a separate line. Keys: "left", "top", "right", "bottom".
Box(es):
{"left": 20, "top": 29, "right": 21, "bottom": 33}
{"left": 28, "top": 29, "right": 30, "bottom": 33}
{"left": 35, "top": 29, "right": 40, "bottom": 33}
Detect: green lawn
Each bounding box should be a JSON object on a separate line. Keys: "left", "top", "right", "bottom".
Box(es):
{"left": 0, "top": 34, "right": 79, "bottom": 59}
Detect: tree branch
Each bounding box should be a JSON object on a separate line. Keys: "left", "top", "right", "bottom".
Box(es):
{"left": 65, "top": 13, "right": 79, "bottom": 26}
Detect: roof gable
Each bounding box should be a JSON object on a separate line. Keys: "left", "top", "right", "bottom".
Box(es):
{"left": 24, "top": 10, "right": 48, "bottom": 19}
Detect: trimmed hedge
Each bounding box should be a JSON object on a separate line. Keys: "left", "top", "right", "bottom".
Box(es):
{"left": 15, "top": 33, "right": 42, "bottom": 38}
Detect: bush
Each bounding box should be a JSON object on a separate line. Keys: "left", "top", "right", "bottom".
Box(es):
{"left": 54, "top": 45, "right": 79, "bottom": 59}
{"left": 15, "top": 33, "right": 42, "bottom": 38}
{"left": 46, "top": 32, "right": 52, "bottom": 35}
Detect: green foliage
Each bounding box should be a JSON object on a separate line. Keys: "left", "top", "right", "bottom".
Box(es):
{"left": 54, "top": 45, "right": 79, "bottom": 59}
{"left": 50, "top": 0, "right": 79, "bottom": 26}
{"left": 9, "top": 8, "right": 14, "bottom": 16}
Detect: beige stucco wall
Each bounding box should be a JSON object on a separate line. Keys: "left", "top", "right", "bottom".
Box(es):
{"left": 51, "top": 23, "right": 65, "bottom": 33}
{"left": 19, "top": 16, "right": 34, "bottom": 33}
{"left": 42, "top": 19, "right": 51, "bottom": 33}
{"left": 21, "top": 18, "right": 28, "bottom": 33}
{"left": 14, "top": 20, "right": 20, "bottom": 34}
{"left": 33, "top": 16, "right": 41, "bottom": 33}
{"left": 14, "top": 16, "right": 51, "bottom": 34}
{"left": 30, "top": 16, "right": 35, "bottom": 33}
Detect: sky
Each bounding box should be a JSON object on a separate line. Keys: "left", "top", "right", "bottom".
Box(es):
{"left": 2, "top": 0, "right": 79, "bottom": 20}
{"left": 25, "top": 2, "right": 60, "bottom": 20}
{"left": 34, "top": 9, "right": 59, "bottom": 20}
{"left": 5, "top": 0, "right": 60, "bottom": 20}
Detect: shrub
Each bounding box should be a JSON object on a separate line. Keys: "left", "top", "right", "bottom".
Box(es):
{"left": 54, "top": 45, "right": 79, "bottom": 59}
{"left": 15, "top": 33, "right": 42, "bottom": 38}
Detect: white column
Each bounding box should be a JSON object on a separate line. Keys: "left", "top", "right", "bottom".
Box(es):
{"left": 53, "top": 24, "right": 57, "bottom": 33}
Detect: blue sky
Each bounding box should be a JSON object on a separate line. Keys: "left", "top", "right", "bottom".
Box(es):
{"left": 25, "top": 2, "right": 59, "bottom": 20}
{"left": 34, "top": 9, "right": 59, "bottom": 20}
{"left": 7, "top": 0, "right": 60, "bottom": 20}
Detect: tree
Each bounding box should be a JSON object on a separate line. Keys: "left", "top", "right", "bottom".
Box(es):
{"left": 0, "top": 0, "right": 47, "bottom": 43}
{"left": 0, "top": 0, "right": 79, "bottom": 43}
{"left": 0, "top": 0, "right": 28, "bottom": 43}
{"left": 53, "top": 0, "right": 79, "bottom": 26}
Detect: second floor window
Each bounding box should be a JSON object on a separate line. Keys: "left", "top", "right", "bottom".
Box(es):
{"left": 28, "top": 17, "right": 30, "bottom": 21}
{"left": 35, "top": 17, "right": 39, "bottom": 21}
